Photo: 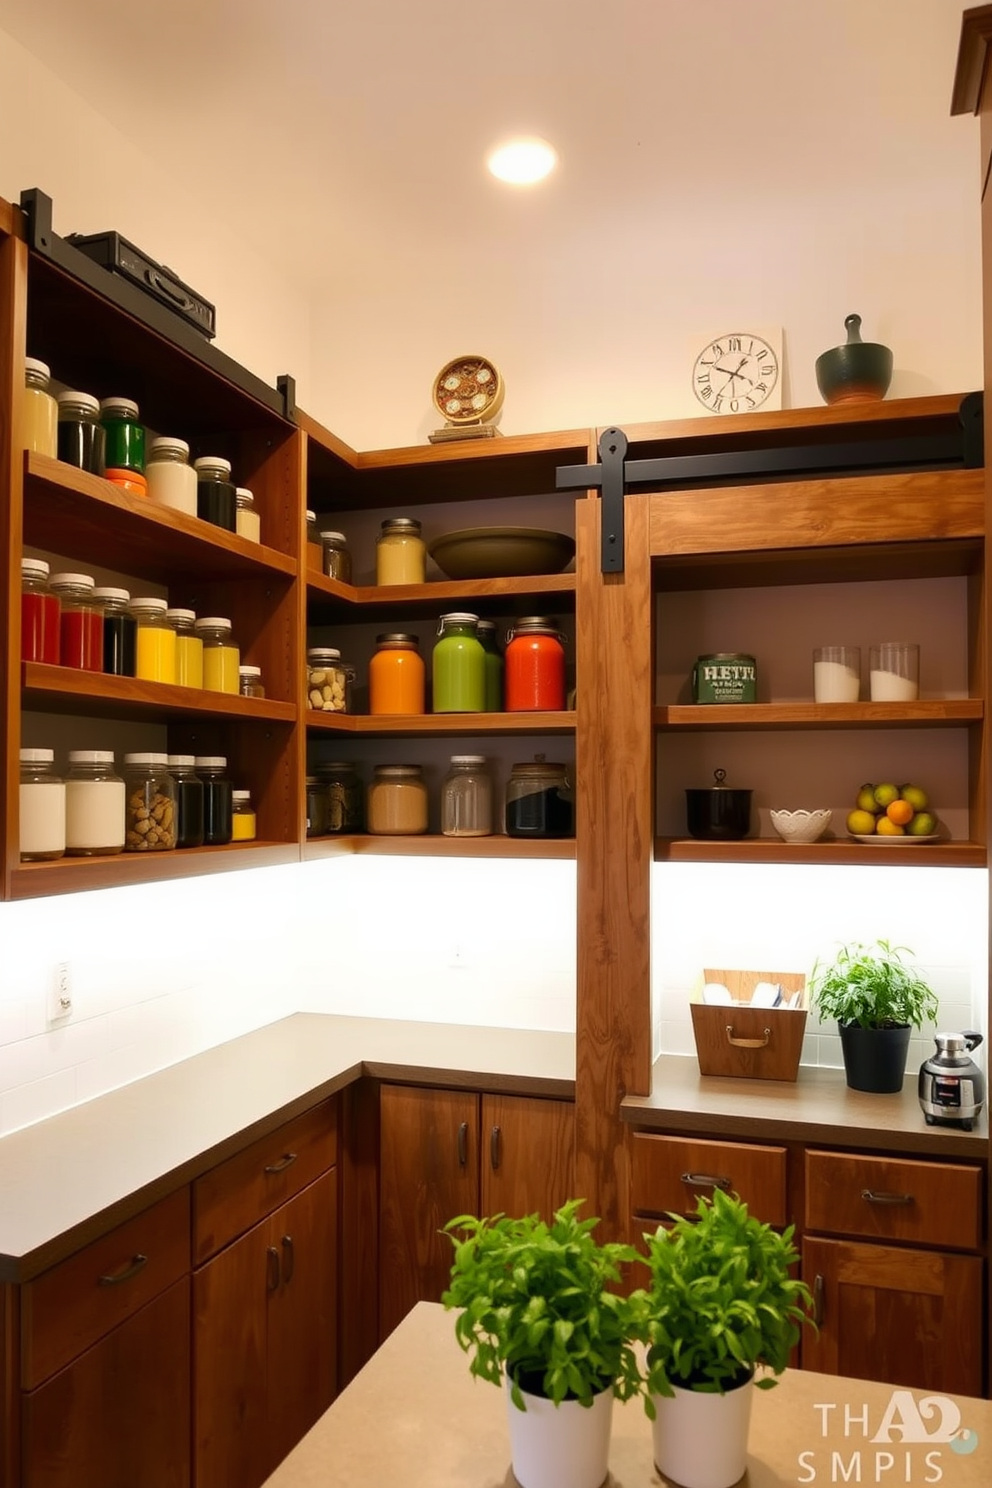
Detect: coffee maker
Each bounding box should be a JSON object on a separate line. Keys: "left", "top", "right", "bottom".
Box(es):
{"left": 918, "top": 1033, "right": 985, "bottom": 1130}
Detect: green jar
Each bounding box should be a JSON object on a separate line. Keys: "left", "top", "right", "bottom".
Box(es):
{"left": 432, "top": 612, "right": 484, "bottom": 713}
{"left": 476, "top": 619, "right": 503, "bottom": 711}
{"left": 100, "top": 397, "right": 145, "bottom": 474}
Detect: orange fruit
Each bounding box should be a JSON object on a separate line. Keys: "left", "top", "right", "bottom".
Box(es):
{"left": 876, "top": 816, "right": 906, "bottom": 836}
{"left": 886, "top": 799, "right": 914, "bottom": 826}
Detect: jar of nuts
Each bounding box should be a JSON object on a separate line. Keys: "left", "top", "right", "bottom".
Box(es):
{"left": 307, "top": 647, "right": 353, "bottom": 713}
{"left": 122, "top": 752, "right": 177, "bottom": 852}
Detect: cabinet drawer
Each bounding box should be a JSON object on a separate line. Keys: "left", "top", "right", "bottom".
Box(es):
{"left": 193, "top": 1099, "right": 337, "bottom": 1264}
{"left": 805, "top": 1150, "right": 982, "bottom": 1250}
{"left": 630, "top": 1134, "right": 788, "bottom": 1226}
{"left": 20, "top": 1186, "right": 190, "bottom": 1390}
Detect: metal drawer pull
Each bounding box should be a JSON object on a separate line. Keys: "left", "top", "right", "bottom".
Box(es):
{"left": 98, "top": 1253, "right": 148, "bottom": 1286}
{"left": 813, "top": 1274, "right": 825, "bottom": 1327}
{"left": 861, "top": 1189, "right": 914, "bottom": 1205}
{"left": 266, "top": 1245, "right": 280, "bottom": 1292}
{"left": 680, "top": 1172, "right": 732, "bottom": 1191}
{"left": 282, "top": 1234, "right": 295, "bottom": 1283}
{"left": 726, "top": 1025, "right": 771, "bottom": 1049}
{"left": 457, "top": 1121, "right": 468, "bottom": 1167}
{"left": 263, "top": 1151, "right": 298, "bottom": 1175}
{"left": 490, "top": 1125, "right": 502, "bottom": 1171}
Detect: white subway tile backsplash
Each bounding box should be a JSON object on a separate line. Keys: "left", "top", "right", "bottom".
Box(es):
{"left": 0, "top": 1069, "right": 76, "bottom": 1133}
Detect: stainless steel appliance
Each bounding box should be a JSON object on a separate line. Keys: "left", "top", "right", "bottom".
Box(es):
{"left": 918, "top": 1032, "right": 985, "bottom": 1130}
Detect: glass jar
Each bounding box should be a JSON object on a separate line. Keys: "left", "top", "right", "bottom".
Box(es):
{"left": 123, "top": 752, "right": 176, "bottom": 852}
{"left": 239, "top": 664, "right": 265, "bottom": 698}
{"left": 50, "top": 571, "right": 103, "bottom": 671}
{"left": 432, "top": 612, "right": 484, "bottom": 713}
{"left": 306, "top": 509, "right": 322, "bottom": 569}
{"left": 195, "top": 756, "right": 233, "bottom": 845}
{"left": 305, "top": 776, "right": 330, "bottom": 838}
{"left": 21, "top": 557, "right": 61, "bottom": 665}
{"left": 476, "top": 619, "right": 503, "bottom": 712}
{"left": 307, "top": 647, "right": 353, "bottom": 713}
{"left": 100, "top": 396, "right": 145, "bottom": 474}
{"left": 231, "top": 789, "right": 257, "bottom": 841}
{"left": 505, "top": 617, "right": 567, "bottom": 712}
{"left": 167, "top": 754, "right": 204, "bottom": 848}
{"left": 65, "top": 750, "right": 125, "bottom": 856}
{"left": 376, "top": 517, "right": 425, "bottom": 585}
{"left": 196, "top": 617, "right": 240, "bottom": 694}
{"left": 505, "top": 758, "right": 574, "bottom": 838}
{"left": 24, "top": 357, "right": 57, "bottom": 457}
{"left": 19, "top": 748, "right": 65, "bottom": 861}
{"left": 315, "top": 761, "right": 364, "bottom": 834}
{"left": 367, "top": 764, "right": 428, "bottom": 835}
{"left": 131, "top": 596, "right": 177, "bottom": 683}
{"left": 93, "top": 587, "right": 136, "bottom": 676}
{"left": 235, "top": 487, "right": 261, "bottom": 542}
{"left": 320, "top": 530, "right": 352, "bottom": 582}
{"left": 167, "top": 608, "right": 204, "bottom": 688}
{"left": 194, "top": 455, "right": 237, "bottom": 532}
{"left": 147, "top": 437, "right": 197, "bottom": 515}
{"left": 441, "top": 755, "right": 493, "bottom": 837}
{"left": 56, "top": 390, "right": 105, "bottom": 474}
{"left": 369, "top": 632, "right": 425, "bottom": 715}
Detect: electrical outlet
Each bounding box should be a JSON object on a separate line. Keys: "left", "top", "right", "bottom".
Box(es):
{"left": 447, "top": 941, "right": 468, "bottom": 969}
{"left": 48, "top": 962, "right": 73, "bottom": 1024}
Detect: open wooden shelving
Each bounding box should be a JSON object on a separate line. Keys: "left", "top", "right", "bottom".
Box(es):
{"left": 654, "top": 836, "right": 985, "bottom": 867}
{"left": 304, "top": 834, "right": 576, "bottom": 861}
{"left": 306, "top": 710, "right": 574, "bottom": 736}
{"left": 654, "top": 701, "right": 984, "bottom": 730}
{"left": 9, "top": 841, "right": 300, "bottom": 900}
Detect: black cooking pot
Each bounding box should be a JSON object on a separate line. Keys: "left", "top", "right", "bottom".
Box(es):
{"left": 685, "top": 769, "right": 752, "bottom": 841}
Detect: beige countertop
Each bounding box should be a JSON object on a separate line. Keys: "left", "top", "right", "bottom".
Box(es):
{"left": 0, "top": 1013, "right": 575, "bottom": 1280}
{"left": 264, "top": 1301, "right": 992, "bottom": 1488}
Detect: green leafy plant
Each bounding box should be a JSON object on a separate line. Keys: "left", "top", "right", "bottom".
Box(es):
{"left": 441, "top": 1198, "right": 641, "bottom": 1411}
{"left": 809, "top": 939, "right": 938, "bottom": 1030}
{"left": 628, "top": 1189, "right": 813, "bottom": 1404}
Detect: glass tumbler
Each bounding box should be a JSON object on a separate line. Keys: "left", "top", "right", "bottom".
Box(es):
{"left": 813, "top": 645, "right": 860, "bottom": 703}
{"left": 869, "top": 642, "right": 920, "bottom": 702}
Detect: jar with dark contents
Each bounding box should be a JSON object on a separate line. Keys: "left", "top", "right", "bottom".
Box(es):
{"left": 57, "top": 391, "right": 105, "bottom": 474}
{"left": 93, "top": 587, "right": 136, "bottom": 676}
{"left": 194, "top": 455, "right": 237, "bottom": 532}
{"left": 315, "top": 761, "right": 364, "bottom": 833}
{"left": 505, "top": 758, "right": 574, "bottom": 838}
{"left": 195, "top": 755, "right": 233, "bottom": 844}
{"left": 100, "top": 397, "right": 145, "bottom": 475}
{"left": 167, "top": 755, "right": 204, "bottom": 848}
{"left": 320, "top": 530, "right": 352, "bottom": 582}
{"left": 306, "top": 776, "right": 330, "bottom": 838}
{"left": 123, "top": 753, "right": 176, "bottom": 851}
{"left": 306, "top": 509, "right": 321, "bottom": 569}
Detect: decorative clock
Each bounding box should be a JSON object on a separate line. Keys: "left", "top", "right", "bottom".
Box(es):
{"left": 692, "top": 333, "right": 780, "bottom": 415}
{"left": 432, "top": 354, "right": 505, "bottom": 427}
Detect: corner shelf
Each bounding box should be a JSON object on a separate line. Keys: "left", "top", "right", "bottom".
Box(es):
{"left": 654, "top": 837, "right": 986, "bottom": 867}
{"left": 305, "top": 711, "right": 575, "bottom": 736}
{"left": 304, "top": 834, "right": 576, "bottom": 861}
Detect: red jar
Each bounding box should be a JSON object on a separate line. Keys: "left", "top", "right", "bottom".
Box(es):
{"left": 504, "top": 617, "right": 566, "bottom": 711}
{"left": 50, "top": 572, "right": 103, "bottom": 671}
{"left": 21, "top": 557, "right": 61, "bottom": 664}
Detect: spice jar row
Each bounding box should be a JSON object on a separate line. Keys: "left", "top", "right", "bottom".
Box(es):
{"left": 24, "top": 357, "right": 261, "bottom": 538}
{"left": 307, "top": 614, "right": 570, "bottom": 716}
{"left": 19, "top": 749, "right": 257, "bottom": 860}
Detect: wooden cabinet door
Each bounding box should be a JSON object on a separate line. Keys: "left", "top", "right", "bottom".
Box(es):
{"left": 22, "top": 1278, "right": 190, "bottom": 1488}
{"left": 802, "top": 1237, "right": 984, "bottom": 1397}
{"left": 193, "top": 1220, "right": 269, "bottom": 1488}
{"left": 266, "top": 1172, "right": 337, "bottom": 1474}
{"left": 480, "top": 1094, "right": 575, "bottom": 1220}
{"left": 378, "top": 1085, "right": 479, "bottom": 1341}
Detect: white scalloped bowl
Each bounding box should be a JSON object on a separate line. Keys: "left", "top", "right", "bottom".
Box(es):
{"left": 770, "top": 808, "right": 832, "bottom": 843}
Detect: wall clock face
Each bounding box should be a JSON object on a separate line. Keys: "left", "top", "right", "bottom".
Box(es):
{"left": 432, "top": 354, "right": 504, "bottom": 425}
{"left": 692, "top": 334, "right": 779, "bottom": 414}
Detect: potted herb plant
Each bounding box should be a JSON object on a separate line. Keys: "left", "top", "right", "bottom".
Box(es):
{"left": 441, "top": 1199, "right": 640, "bottom": 1488}
{"left": 629, "top": 1189, "right": 814, "bottom": 1488}
{"left": 809, "top": 938, "right": 938, "bottom": 1093}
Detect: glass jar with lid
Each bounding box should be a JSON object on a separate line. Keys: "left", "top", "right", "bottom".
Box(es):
{"left": 93, "top": 587, "right": 135, "bottom": 676}
{"left": 194, "top": 455, "right": 236, "bottom": 531}
{"left": 195, "top": 756, "right": 233, "bottom": 844}
{"left": 307, "top": 647, "right": 353, "bottom": 712}
{"left": 21, "top": 557, "right": 60, "bottom": 665}
{"left": 19, "top": 748, "right": 65, "bottom": 861}
{"left": 369, "top": 632, "right": 425, "bottom": 714}
{"left": 505, "top": 758, "right": 574, "bottom": 838}
{"left": 319, "top": 530, "right": 352, "bottom": 582}
{"left": 50, "top": 572, "right": 103, "bottom": 671}
{"left": 130, "top": 596, "right": 177, "bottom": 683}
{"left": 376, "top": 517, "right": 425, "bottom": 585}
{"left": 235, "top": 487, "right": 261, "bottom": 542}
{"left": 24, "top": 357, "right": 57, "bottom": 456}
{"left": 147, "top": 437, "right": 197, "bottom": 515}
{"left": 56, "top": 390, "right": 105, "bottom": 474}
{"left": 195, "top": 617, "right": 240, "bottom": 693}
{"left": 167, "top": 608, "right": 203, "bottom": 687}
{"left": 441, "top": 755, "right": 493, "bottom": 837}
{"left": 231, "top": 789, "right": 257, "bottom": 840}
{"left": 432, "top": 612, "right": 484, "bottom": 713}
{"left": 505, "top": 617, "right": 567, "bottom": 712}
{"left": 315, "top": 761, "right": 364, "bottom": 834}
{"left": 100, "top": 396, "right": 145, "bottom": 475}
{"left": 65, "top": 750, "right": 125, "bottom": 855}
{"left": 367, "top": 764, "right": 429, "bottom": 835}
{"left": 123, "top": 753, "right": 176, "bottom": 851}
{"left": 167, "top": 754, "right": 204, "bottom": 847}
{"left": 239, "top": 664, "right": 265, "bottom": 698}
{"left": 305, "top": 776, "right": 330, "bottom": 838}
{"left": 476, "top": 619, "right": 504, "bottom": 712}
{"left": 306, "top": 509, "right": 321, "bottom": 568}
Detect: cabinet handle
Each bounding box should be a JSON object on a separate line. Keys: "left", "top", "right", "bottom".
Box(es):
{"left": 490, "top": 1125, "right": 502, "bottom": 1171}
{"left": 98, "top": 1253, "right": 148, "bottom": 1286}
{"left": 282, "top": 1234, "right": 295, "bottom": 1283}
{"left": 861, "top": 1189, "right": 914, "bottom": 1206}
{"left": 725, "top": 1025, "right": 771, "bottom": 1049}
{"left": 457, "top": 1122, "right": 468, "bottom": 1167}
{"left": 266, "top": 1245, "right": 281, "bottom": 1292}
{"left": 263, "top": 1151, "right": 298, "bottom": 1175}
{"left": 813, "top": 1273, "right": 825, "bottom": 1327}
{"left": 680, "top": 1171, "right": 732, "bottom": 1191}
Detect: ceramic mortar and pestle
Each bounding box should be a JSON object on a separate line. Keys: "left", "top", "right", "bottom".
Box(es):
{"left": 815, "top": 313, "right": 893, "bottom": 404}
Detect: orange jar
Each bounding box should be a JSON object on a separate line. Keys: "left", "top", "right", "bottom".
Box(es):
{"left": 504, "top": 617, "right": 566, "bottom": 712}
{"left": 369, "top": 632, "right": 425, "bottom": 714}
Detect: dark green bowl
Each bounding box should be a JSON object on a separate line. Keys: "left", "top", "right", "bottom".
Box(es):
{"left": 815, "top": 314, "right": 892, "bottom": 405}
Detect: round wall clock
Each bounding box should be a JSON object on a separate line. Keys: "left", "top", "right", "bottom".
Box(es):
{"left": 432, "top": 354, "right": 505, "bottom": 426}
{"left": 692, "top": 334, "right": 779, "bottom": 415}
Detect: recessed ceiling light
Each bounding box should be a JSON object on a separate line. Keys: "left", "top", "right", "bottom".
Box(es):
{"left": 486, "top": 137, "right": 558, "bottom": 185}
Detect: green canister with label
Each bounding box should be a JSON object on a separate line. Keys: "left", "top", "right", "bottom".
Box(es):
{"left": 692, "top": 652, "right": 757, "bottom": 704}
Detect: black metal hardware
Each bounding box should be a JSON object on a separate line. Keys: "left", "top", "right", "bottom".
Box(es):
{"left": 680, "top": 1172, "right": 732, "bottom": 1191}
{"left": 457, "top": 1121, "right": 468, "bottom": 1167}
{"left": 266, "top": 1246, "right": 280, "bottom": 1292}
{"left": 98, "top": 1253, "right": 148, "bottom": 1286}
{"left": 490, "top": 1125, "right": 501, "bottom": 1171}
{"left": 861, "top": 1189, "right": 914, "bottom": 1205}
{"left": 813, "top": 1274, "right": 825, "bottom": 1327}
{"left": 277, "top": 374, "right": 297, "bottom": 421}
{"left": 263, "top": 1151, "right": 298, "bottom": 1175}
{"left": 282, "top": 1234, "right": 295, "bottom": 1283}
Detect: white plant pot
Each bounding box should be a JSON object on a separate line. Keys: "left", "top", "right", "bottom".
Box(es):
{"left": 650, "top": 1376, "right": 754, "bottom": 1488}
{"left": 505, "top": 1379, "right": 613, "bottom": 1488}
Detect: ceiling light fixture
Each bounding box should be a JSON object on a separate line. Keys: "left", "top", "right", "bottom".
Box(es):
{"left": 486, "top": 136, "right": 558, "bottom": 186}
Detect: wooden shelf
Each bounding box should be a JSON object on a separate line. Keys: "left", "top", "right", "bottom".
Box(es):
{"left": 304, "top": 834, "right": 576, "bottom": 860}
{"left": 653, "top": 701, "right": 983, "bottom": 730}
{"left": 22, "top": 665, "right": 297, "bottom": 724}
{"left": 654, "top": 836, "right": 986, "bottom": 867}
{"left": 305, "top": 710, "right": 575, "bottom": 735}
{"left": 9, "top": 842, "right": 301, "bottom": 900}
{"left": 306, "top": 571, "right": 576, "bottom": 617}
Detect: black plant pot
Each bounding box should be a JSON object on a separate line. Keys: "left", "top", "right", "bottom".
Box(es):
{"left": 838, "top": 1022, "right": 911, "bottom": 1094}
